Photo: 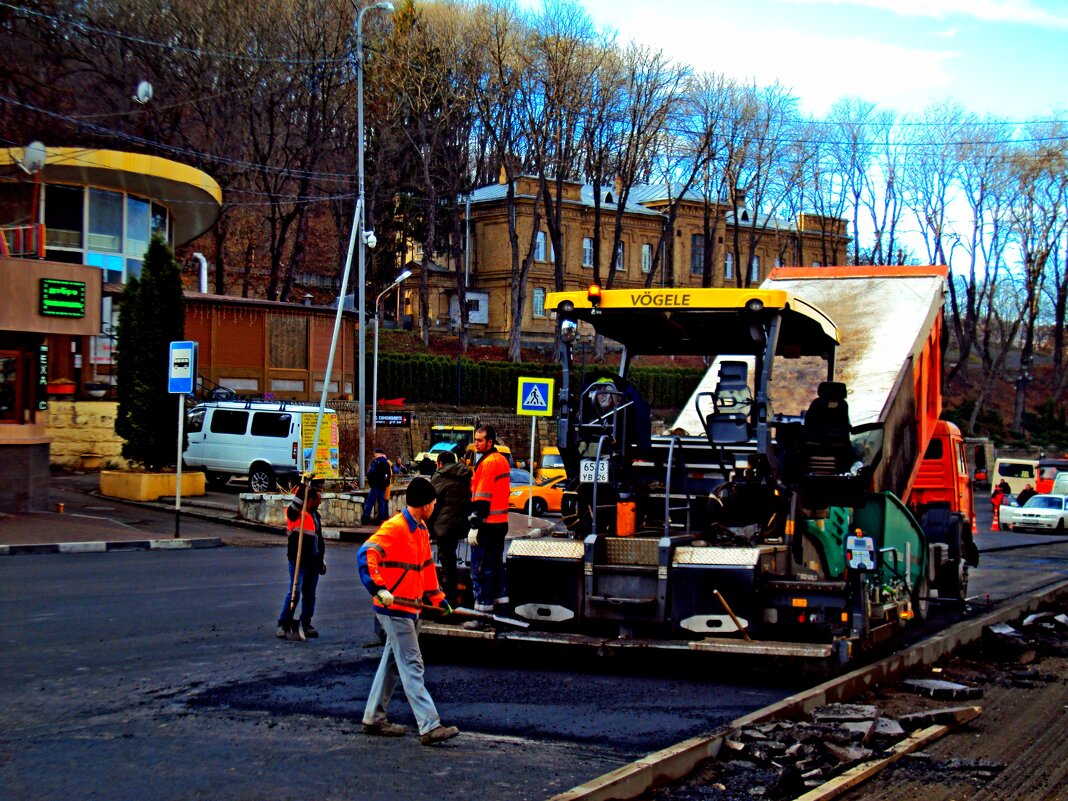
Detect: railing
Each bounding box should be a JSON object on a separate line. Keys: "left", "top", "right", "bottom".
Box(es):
{"left": 0, "top": 223, "right": 45, "bottom": 258}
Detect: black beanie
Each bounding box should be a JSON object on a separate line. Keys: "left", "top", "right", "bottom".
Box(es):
{"left": 405, "top": 476, "right": 437, "bottom": 507}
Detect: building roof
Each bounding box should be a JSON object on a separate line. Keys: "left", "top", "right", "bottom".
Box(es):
{"left": 467, "top": 179, "right": 813, "bottom": 229}
{"left": 0, "top": 147, "right": 222, "bottom": 245}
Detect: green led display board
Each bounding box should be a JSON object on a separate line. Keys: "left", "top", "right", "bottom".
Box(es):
{"left": 40, "top": 278, "right": 86, "bottom": 318}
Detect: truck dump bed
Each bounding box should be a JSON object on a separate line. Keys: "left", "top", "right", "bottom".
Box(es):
{"left": 674, "top": 266, "right": 947, "bottom": 499}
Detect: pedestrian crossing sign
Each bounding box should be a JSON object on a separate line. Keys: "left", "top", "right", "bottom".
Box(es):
{"left": 517, "top": 376, "right": 554, "bottom": 417}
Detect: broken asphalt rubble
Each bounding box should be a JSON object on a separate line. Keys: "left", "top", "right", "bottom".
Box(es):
{"left": 655, "top": 603, "right": 1068, "bottom": 801}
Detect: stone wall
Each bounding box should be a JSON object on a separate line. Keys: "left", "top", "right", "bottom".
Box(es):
{"left": 44, "top": 400, "right": 127, "bottom": 469}
{"left": 239, "top": 488, "right": 406, "bottom": 529}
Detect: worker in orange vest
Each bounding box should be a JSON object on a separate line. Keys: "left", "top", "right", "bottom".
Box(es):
{"left": 357, "top": 476, "right": 459, "bottom": 746}
{"left": 991, "top": 485, "right": 1004, "bottom": 530}
{"left": 466, "top": 424, "right": 511, "bottom": 625}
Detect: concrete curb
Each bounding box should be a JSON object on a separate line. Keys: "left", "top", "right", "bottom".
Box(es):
{"left": 549, "top": 578, "right": 1068, "bottom": 801}
{"left": 0, "top": 537, "right": 224, "bottom": 556}
{"left": 88, "top": 491, "right": 284, "bottom": 536}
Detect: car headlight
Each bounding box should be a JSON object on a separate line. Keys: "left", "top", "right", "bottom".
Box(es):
{"left": 510, "top": 490, "right": 523, "bottom": 496}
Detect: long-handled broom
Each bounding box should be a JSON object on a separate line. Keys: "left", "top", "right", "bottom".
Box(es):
{"left": 281, "top": 199, "right": 366, "bottom": 643}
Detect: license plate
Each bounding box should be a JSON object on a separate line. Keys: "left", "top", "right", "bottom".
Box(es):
{"left": 580, "top": 458, "right": 609, "bottom": 483}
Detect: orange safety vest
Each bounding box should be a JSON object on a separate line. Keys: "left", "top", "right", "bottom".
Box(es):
{"left": 286, "top": 509, "right": 321, "bottom": 563}
{"left": 358, "top": 510, "right": 444, "bottom": 617}
{"left": 471, "top": 448, "right": 511, "bottom": 524}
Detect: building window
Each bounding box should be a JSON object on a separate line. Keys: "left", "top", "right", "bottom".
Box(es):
{"left": 724, "top": 252, "right": 734, "bottom": 280}
{"left": 642, "top": 243, "right": 653, "bottom": 273}
{"left": 749, "top": 255, "right": 760, "bottom": 283}
{"left": 535, "top": 231, "right": 547, "bottom": 262}
{"left": 88, "top": 189, "right": 123, "bottom": 253}
{"left": 268, "top": 316, "right": 308, "bottom": 369}
{"left": 44, "top": 184, "right": 83, "bottom": 249}
{"left": 614, "top": 241, "right": 625, "bottom": 271}
{"left": 582, "top": 237, "right": 593, "bottom": 267}
{"left": 690, "top": 234, "right": 705, "bottom": 275}
{"left": 126, "top": 196, "right": 151, "bottom": 261}
{"left": 533, "top": 287, "right": 546, "bottom": 317}
{"left": 86, "top": 252, "right": 124, "bottom": 284}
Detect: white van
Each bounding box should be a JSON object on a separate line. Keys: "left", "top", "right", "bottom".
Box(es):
{"left": 1052, "top": 472, "right": 1068, "bottom": 497}
{"left": 991, "top": 457, "right": 1038, "bottom": 497}
{"left": 183, "top": 401, "right": 338, "bottom": 492}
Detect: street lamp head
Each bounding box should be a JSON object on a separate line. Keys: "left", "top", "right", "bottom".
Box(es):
{"left": 396, "top": 269, "right": 413, "bottom": 284}
{"left": 375, "top": 2, "right": 395, "bottom": 11}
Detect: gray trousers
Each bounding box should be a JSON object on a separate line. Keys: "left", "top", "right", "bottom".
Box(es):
{"left": 363, "top": 614, "right": 441, "bottom": 735}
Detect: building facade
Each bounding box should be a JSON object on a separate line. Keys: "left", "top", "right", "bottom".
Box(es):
{"left": 0, "top": 146, "right": 222, "bottom": 511}
{"left": 410, "top": 175, "right": 848, "bottom": 345}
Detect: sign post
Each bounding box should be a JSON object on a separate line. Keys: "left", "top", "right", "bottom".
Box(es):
{"left": 516, "top": 376, "right": 554, "bottom": 525}
{"left": 168, "top": 341, "right": 198, "bottom": 539}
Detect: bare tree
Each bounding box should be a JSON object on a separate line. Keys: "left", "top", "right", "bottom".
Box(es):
{"left": 1007, "top": 128, "right": 1068, "bottom": 432}
{"left": 945, "top": 117, "right": 1013, "bottom": 383}
{"left": 471, "top": 1, "right": 541, "bottom": 362}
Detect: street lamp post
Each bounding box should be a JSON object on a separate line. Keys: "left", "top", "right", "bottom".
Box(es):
{"left": 355, "top": 0, "right": 394, "bottom": 487}
{"left": 372, "top": 269, "right": 412, "bottom": 436}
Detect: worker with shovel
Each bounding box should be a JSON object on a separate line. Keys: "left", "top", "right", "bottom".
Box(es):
{"left": 276, "top": 476, "right": 326, "bottom": 640}
{"left": 357, "top": 476, "right": 460, "bottom": 745}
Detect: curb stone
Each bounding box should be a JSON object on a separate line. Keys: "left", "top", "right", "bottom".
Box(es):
{"left": 1, "top": 537, "right": 223, "bottom": 556}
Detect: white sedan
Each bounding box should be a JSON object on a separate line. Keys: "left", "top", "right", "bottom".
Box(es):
{"left": 1006, "top": 494, "right": 1068, "bottom": 533}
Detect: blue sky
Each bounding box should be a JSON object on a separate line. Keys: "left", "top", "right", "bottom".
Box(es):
{"left": 522, "top": 0, "right": 1068, "bottom": 120}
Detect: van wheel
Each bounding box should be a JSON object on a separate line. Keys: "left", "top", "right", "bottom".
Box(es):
{"left": 249, "top": 465, "right": 276, "bottom": 493}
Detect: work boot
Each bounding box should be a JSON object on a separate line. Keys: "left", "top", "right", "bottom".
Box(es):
{"left": 275, "top": 624, "right": 286, "bottom": 639}
{"left": 302, "top": 622, "right": 319, "bottom": 638}
{"left": 419, "top": 724, "right": 459, "bottom": 745}
{"left": 362, "top": 720, "right": 407, "bottom": 737}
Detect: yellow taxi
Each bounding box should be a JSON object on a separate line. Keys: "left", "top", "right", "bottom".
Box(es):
{"left": 508, "top": 475, "right": 567, "bottom": 516}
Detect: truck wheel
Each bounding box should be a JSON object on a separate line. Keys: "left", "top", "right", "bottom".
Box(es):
{"left": 937, "top": 559, "right": 969, "bottom": 611}
{"left": 912, "top": 573, "right": 930, "bottom": 622}
{"left": 249, "top": 465, "right": 276, "bottom": 493}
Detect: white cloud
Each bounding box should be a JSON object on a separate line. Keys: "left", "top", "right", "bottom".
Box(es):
{"left": 779, "top": 0, "right": 1068, "bottom": 27}
{"left": 607, "top": 10, "right": 959, "bottom": 116}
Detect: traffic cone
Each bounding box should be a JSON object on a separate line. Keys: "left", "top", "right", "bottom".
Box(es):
{"left": 992, "top": 504, "right": 1000, "bottom": 531}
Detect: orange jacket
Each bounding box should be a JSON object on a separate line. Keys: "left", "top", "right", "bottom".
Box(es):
{"left": 357, "top": 509, "right": 444, "bottom": 619}
{"left": 471, "top": 448, "right": 511, "bottom": 524}
{"left": 285, "top": 509, "right": 323, "bottom": 566}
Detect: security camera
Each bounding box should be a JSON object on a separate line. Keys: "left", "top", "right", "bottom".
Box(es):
{"left": 363, "top": 231, "right": 377, "bottom": 249}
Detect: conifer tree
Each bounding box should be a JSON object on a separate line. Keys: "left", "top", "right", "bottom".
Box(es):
{"left": 115, "top": 235, "right": 186, "bottom": 469}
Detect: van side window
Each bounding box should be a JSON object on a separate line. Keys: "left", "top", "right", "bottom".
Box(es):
{"left": 251, "top": 412, "right": 292, "bottom": 438}
{"left": 187, "top": 408, "right": 205, "bottom": 434}
{"left": 1000, "top": 463, "right": 1033, "bottom": 479}
{"left": 210, "top": 409, "right": 249, "bottom": 435}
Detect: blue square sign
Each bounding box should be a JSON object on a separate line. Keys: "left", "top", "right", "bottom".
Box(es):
{"left": 168, "top": 341, "right": 197, "bottom": 394}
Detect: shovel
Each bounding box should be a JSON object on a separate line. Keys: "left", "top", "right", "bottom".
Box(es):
{"left": 408, "top": 600, "right": 530, "bottom": 629}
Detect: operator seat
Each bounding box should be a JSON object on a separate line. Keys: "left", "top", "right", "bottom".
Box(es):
{"left": 802, "top": 381, "right": 853, "bottom": 474}
{"left": 703, "top": 361, "right": 752, "bottom": 445}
